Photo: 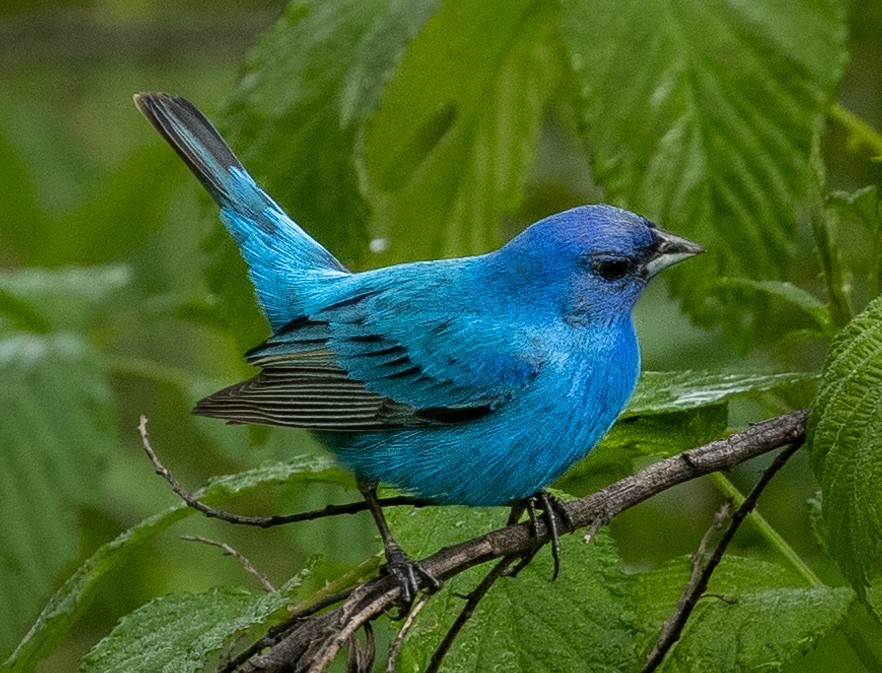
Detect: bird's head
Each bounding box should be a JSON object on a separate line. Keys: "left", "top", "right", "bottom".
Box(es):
{"left": 497, "top": 205, "right": 703, "bottom": 325}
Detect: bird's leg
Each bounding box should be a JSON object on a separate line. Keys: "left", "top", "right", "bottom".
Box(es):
{"left": 506, "top": 502, "right": 526, "bottom": 526}
{"left": 358, "top": 481, "right": 441, "bottom": 610}
{"left": 499, "top": 502, "right": 539, "bottom": 577}
{"left": 510, "top": 491, "right": 573, "bottom": 581}
{"left": 536, "top": 491, "right": 564, "bottom": 580}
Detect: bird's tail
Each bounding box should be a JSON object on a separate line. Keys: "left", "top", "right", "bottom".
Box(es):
{"left": 134, "top": 92, "right": 346, "bottom": 329}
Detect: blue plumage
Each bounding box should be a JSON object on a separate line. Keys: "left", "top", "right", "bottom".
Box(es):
{"left": 135, "top": 92, "right": 702, "bottom": 508}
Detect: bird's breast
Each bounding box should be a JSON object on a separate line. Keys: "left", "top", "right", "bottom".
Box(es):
{"left": 512, "top": 320, "right": 639, "bottom": 468}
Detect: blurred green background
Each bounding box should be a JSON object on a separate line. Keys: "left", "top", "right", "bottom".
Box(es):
{"left": 1, "top": 1, "right": 881, "bottom": 671}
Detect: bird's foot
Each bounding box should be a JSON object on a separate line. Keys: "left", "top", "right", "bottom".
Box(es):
{"left": 513, "top": 491, "right": 573, "bottom": 581}
{"left": 357, "top": 480, "right": 442, "bottom": 615}
{"left": 381, "top": 542, "right": 442, "bottom": 615}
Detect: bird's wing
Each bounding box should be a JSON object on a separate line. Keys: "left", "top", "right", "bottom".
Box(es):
{"left": 193, "top": 285, "right": 540, "bottom": 431}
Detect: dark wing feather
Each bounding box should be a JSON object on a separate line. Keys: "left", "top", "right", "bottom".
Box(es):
{"left": 193, "top": 319, "right": 494, "bottom": 431}
{"left": 192, "top": 362, "right": 422, "bottom": 430}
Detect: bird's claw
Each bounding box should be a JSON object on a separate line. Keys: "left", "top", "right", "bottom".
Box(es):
{"left": 539, "top": 491, "right": 574, "bottom": 529}
{"left": 382, "top": 543, "right": 442, "bottom": 614}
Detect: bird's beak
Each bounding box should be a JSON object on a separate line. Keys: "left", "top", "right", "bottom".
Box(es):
{"left": 643, "top": 228, "right": 704, "bottom": 278}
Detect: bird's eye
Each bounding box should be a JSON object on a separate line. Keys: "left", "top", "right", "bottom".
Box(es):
{"left": 592, "top": 257, "right": 633, "bottom": 281}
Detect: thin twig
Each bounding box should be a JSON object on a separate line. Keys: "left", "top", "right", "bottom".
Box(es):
{"left": 138, "top": 415, "right": 423, "bottom": 527}
{"left": 640, "top": 503, "right": 732, "bottom": 672}
{"left": 346, "top": 622, "right": 375, "bottom": 673}
{"left": 690, "top": 503, "right": 733, "bottom": 585}
{"left": 385, "top": 595, "right": 429, "bottom": 673}
{"left": 181, "top": 535, "right": 276, "bottom": 593}
{"left": 700, "top": 593, "right": 737, "bottom": 605}
{"left": 426, "top": 554, "right": 519, "bottom": 673}
{"left": 641, "top": 440, "right": 803, "bottom": 673}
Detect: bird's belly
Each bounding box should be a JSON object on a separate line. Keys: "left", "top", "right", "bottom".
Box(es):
{"left": 320, "top": 350, "right": 638, "bottom": 506}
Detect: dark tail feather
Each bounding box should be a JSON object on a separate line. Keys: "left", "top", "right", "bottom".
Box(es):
{"left": 135, "top": 91, "right": 348, "bottom": 330}
{"left": 134, "top": 92, "right": 240, "bottom": 206}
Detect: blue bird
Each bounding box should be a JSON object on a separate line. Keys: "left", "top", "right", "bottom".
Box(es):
{"left": 135, "top": 93, "right": 702, "bottom": 600}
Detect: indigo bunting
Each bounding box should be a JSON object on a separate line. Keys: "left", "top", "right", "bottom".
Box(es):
{"left": 136, "top": 93, "right": 702, "bottom": 599}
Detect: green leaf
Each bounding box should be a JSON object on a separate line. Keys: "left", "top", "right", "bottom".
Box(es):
{"left": 560, "top": 0, "right": 847, "bottom": 325}
{"left": 1, "top": 458, "right": 345, "bottom": 672}
{"left": 809, "top": 294, "right": 882, "bottom": 598}
{"left": 828, "top": 186, "right": 882, "bottom": 233}
{"left": 225, "top": 0, "right": 378, "bottom": 264}
{"left": 626, "top": 370, "right": 815, "bottom": 416}
{"left": 633, "top": 556, "right": 853, "bottom": 672}
{"left": 0, "top": 265, "right": 131, "bottom": 334}
{"left": 828, "top": 185, "right": 882, "bottom": 300}
{"left": 0, "top": 138, "right": 178, "bottom": 268}
{"left": 557, "top": 370, "right": 809, "bottom": 495}
{"left": 714, "top": 278, "right": 833, "bottom": 335}
{"left": 609, "top": 405, "right": 728, "bottom": 456}
{"left": 215, "top": 0, "right": 439, "bottom": 345}
{"left": 81, "top": 571, "right": 309, "bottom": 673}
{"left": 553, "top": 441, "right": 640, "bottom": 497}
{"left": 389, "top": 507, "right": 638, "bottom": 673}
{"left": 361, "top": 0, "right": 560, "bottom": 262}
{"left": 558, "top": 406, "right": 728, "bottom": 496}
{"left": 339, "top": 0, "right": 444, "bottom": 129}
{"left": 870, "top": 579, "right": 882, "bottom": 619}
{"left": 0, "top": 334, "right": 115, "bottom": 655}
{"left": 54, "top": 147, "right": 180, "bottom": 267}
{"left": 0, "top": 133, "right": 50, "bottom": 265}
{"left": 0, "top": 291, "right": 51, "bottom": 333}
{"left": 808, "top": 491, "right": 830, "bottom": 556}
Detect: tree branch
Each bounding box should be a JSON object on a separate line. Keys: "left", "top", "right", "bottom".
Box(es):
{"left": 227, "top": 409, "right": 809, "bottom": 672}
{"left": 138, "top": 415, "right": 424, "bottom": 527}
